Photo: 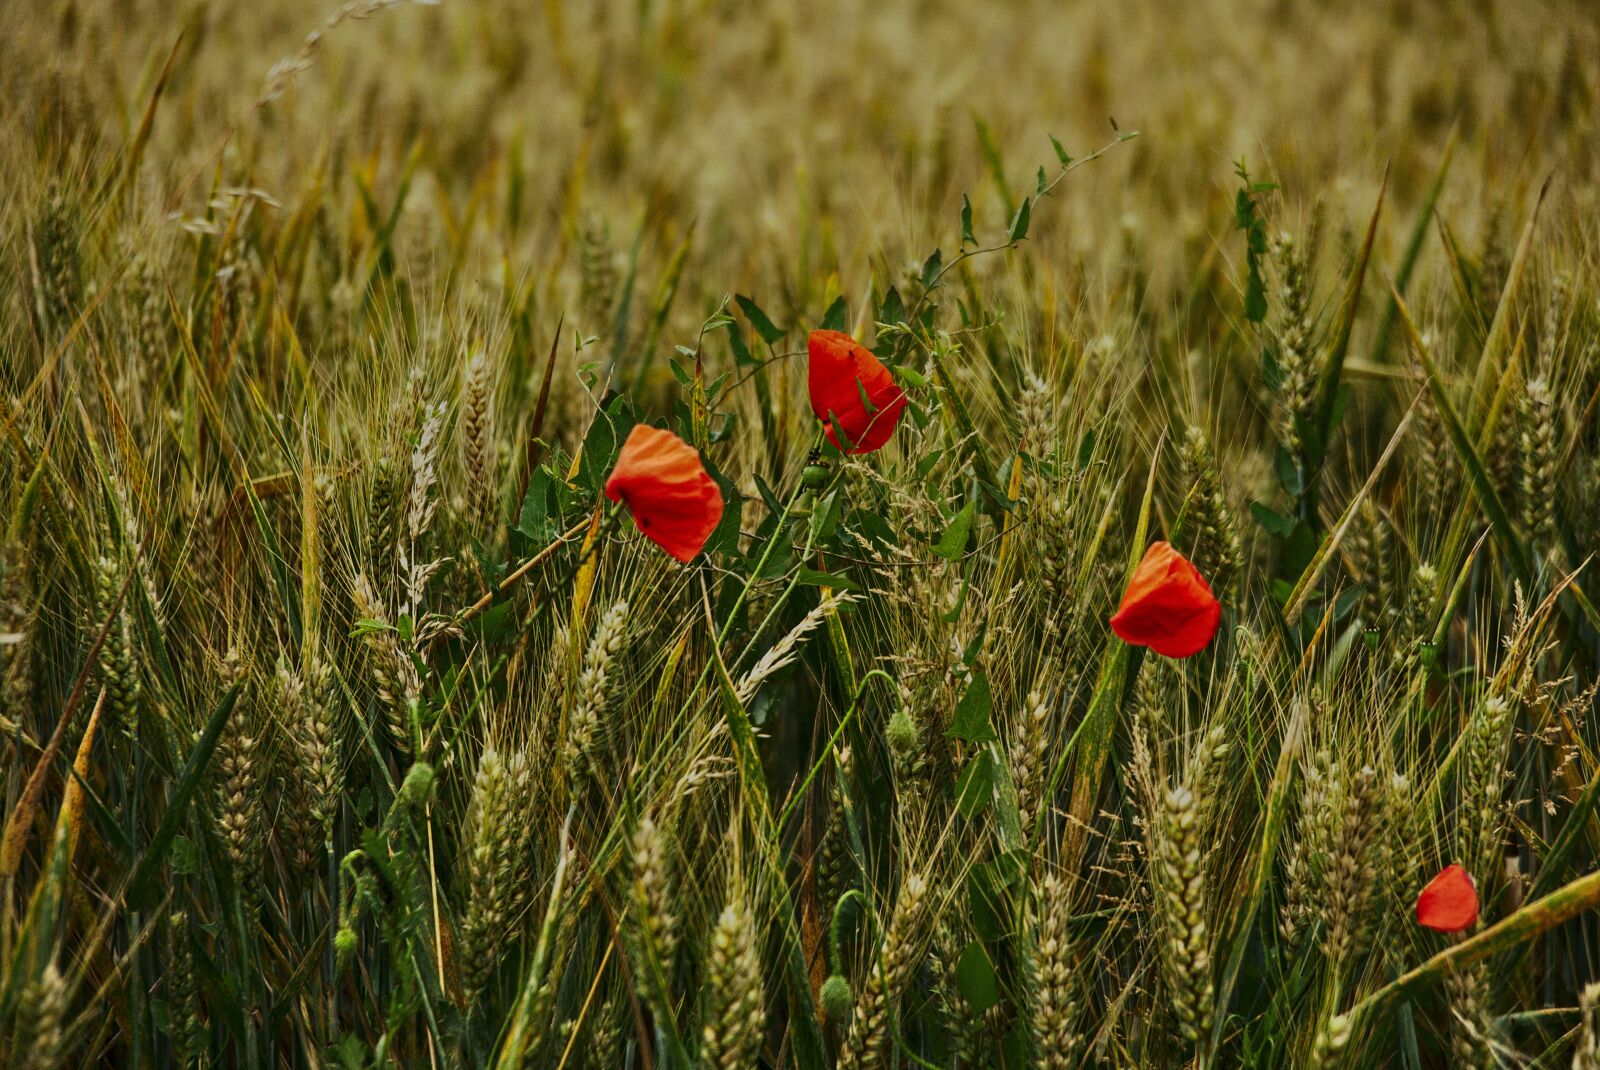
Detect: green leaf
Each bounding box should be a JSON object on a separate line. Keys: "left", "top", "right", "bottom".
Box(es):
{"left": 849, "top": 508, "right": 896, "bottom": 550}
{"left": 1035, "top": 165, "right": 1048, "bottom": 195}
{"left": 960, "top": 194, "right": 975, "bottom": 248}
{"left": 890, "top": 363, "right": 930, "bottom": 389}
{"left": 956, "top": 943, "right": 1000, "bottom": 1013}
{"left": 954, "top": 751, "right": 995, "bottom": 818}
{"left": 470, "top": 600, "right": 516, "bottom": 644}
{"left": 1260, "top": 347, "right": 1283, "bottom": 391}
{"left": 725, "top": 319, "right": 757, "bottom": 368}
{"left": 753, "top": 473, "right": 784, "bottom": 516}
{"left": 1283, "top": 520, "right": 1318, "bottom": 578}
{"left": 578, "top": 394, "right": 636, "bottom": 494}
{"left": 809, "top": 489, "right": 843, "bottom": 543}
{"left": 1234, "top": 174, "right": 1271, "bottom": 324}
{"left": 1273, "top": 448, "right": 1303, "bottom": 498}
{"left": 933, "top": 500, "right": 977, "bottom": 561}
{"left": 170, "top": 835, "right": 198, "bottom": 877}
{"left": 516, "top": 468, "right": 556, "bottom": 543}
{"left": 879, "top": 286, "right": 906, "bottom": 327}
{"left": 702, "top": 456, "right": 744, "bottom": 556}
{"left": 1002, "top": 1024, "right": 1030, "bottom": 1069}
{"left": 348, "top": 617, "right": 394, "bottom": 639}
{"left": 921, "top": 248, "right": 943, "bottom": 289}
{"left": 1008, "top": 196, "right": 1032, "bottom": 242}
{"left": 821, "top": 295, "right": 849, "bottom": 333}
{"left": 947, "top": 672, "right": 996, "bottom": 743}
{"left": 1076, "top": 429, "right": 1097, "bottom": 471}
{"left": 1328, "top": 383, "right": 1355, "bottom": 433}
{"left": 939, "top": 576, "right": 970, "bottom": 624}
{"left": 1250, "top": 501, "right": 1296, "bottom": 539}
{"left": 796, "top": 567, "right": 859, "bottom": 592}
{"left": 966, "top": 860, "right": 1007, "bottom": 941}
{"left": 1049, "top": 134, "right": 1072, "bottom": 168}
{"left": 735, "top": 294, "right": 786, "bottom": 345}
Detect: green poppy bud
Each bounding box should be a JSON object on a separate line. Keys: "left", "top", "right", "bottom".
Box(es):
{"left": 820, "top": 973, "right": 853, "bottom": 1023}
{"left": 802, "top": 463, "right": 829, "bottom": 489}
{"left": 886, "top": 707, "right": 919, "bottom": 757}
{"left": 335, "top": 926, "right": 358, "bottom": 965}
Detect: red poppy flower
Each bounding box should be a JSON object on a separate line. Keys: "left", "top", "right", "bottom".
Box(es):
{"left": 1416, "top": 864, "right": 1478, "bottom": 932}
{"left": 1108, "top": 541, "right": 1221, "bottom": 658}
{"left": 807, "top": 329, "right": 908, "bottom": 454}
{"left": 604, "top": 425, "right": 724, "bottom": 562}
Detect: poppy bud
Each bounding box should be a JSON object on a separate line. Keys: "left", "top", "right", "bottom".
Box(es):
{"left": 820, "top": 974, "right": 853, "bottom": 1023}
{"left": 886, "top": 707, "right": 919, "bottom": 758}
{"left": 335, "top": 926, "right": 358, "bottom": 967}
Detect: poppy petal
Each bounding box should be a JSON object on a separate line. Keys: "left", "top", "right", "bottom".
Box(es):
{"left": 1109, "top": 541, "right": 1221, "bottom": 658}
{"left": 605, "top": 425, "right": 725, "bottom": 562}
{"left": 1416, "top": 864, "right": 1479, "bottom": 932}
{"left": 807, "top": 330, "right": 907, "bottom": 454}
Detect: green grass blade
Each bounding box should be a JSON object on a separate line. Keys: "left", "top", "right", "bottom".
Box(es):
{"left": 1062, "top": 437, "right": 1161, "bottom": 866}
{"left": 125, "top": 683, "right": 242, "bottom": 911}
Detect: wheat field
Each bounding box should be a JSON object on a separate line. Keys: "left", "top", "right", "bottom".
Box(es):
{"left": 4, "top": 1, "right": 1600, "bottom": 1067}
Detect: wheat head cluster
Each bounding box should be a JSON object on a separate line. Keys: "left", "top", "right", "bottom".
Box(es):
{"left": 3, "top": 0, "right": 1600, "bottom": 1067}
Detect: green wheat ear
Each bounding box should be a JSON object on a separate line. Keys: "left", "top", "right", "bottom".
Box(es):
{"left": 701, "top": 879, "right": 764, "bottom": 1070}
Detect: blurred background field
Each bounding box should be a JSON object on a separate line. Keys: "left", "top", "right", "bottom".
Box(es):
{"left": 4, "top": 1, "right": 1600, "bottom": 1068}
{"left": 6, "top": 0, "right": 1596, "bottom": 342}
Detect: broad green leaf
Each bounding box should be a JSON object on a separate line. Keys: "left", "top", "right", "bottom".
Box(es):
{"left": 725, "top": 319, "right": 757, "bottom": 368}
{"left": 956, "top": 942, "right": 1000, "bottom": 1012}
{"left": 1250, "top": 501, "right": 1296, "bottom": 539}
{"left": 820, "top": 295, "right": 849, "bottom": 332}
{"left": 1076, "top": 428, "right": 1097, "bottom": 470}
{"left": 933, "top": 500, "right": 977, "bottom": 560}
{"left": 577, "top": 394, "right": 636, "bottom": 494}
{"left": 809, "top": 489, "right": 843, "bottom": 542}
{"left": 947, "top": 672, "right": 995, "bottom": 743}
{"left": 1008, "top": 196, "right": 1032, "bottom": 243}
{"left": 516, "top": 467, "right": 556, "bottom": 543}
{"left": 735, "top": 293, "right": 786, "bottom": 345}
{"left": 1049, "top": 134, "right": 1072, "bottom": 168}
{"left": 879, "top": 285, "right": 906, "bottom": 327}
{"left": 702, "top": 455, "right": 744, "bottom": 556}
{"left": 796, "top": 567, "right": 859, "bottom": 592}
{"left": 955, "top": 751, "right": 995, "bottom": 818}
